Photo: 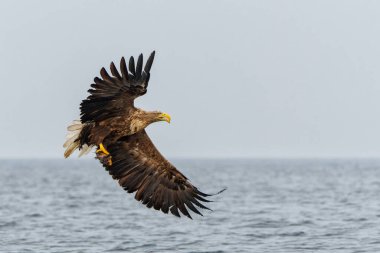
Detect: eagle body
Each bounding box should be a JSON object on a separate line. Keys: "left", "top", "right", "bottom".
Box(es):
{"left": 77, "top": 109, "right": 163, "bottom": 148}
{"left": 64, "top": 52, "right": 220, "bottom": 219}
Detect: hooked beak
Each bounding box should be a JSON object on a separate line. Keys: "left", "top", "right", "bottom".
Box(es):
{"left": 159, "top": 113, "right": 171, "bottom": 123}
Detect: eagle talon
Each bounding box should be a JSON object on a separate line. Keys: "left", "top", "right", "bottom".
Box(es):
{"left": 96, "top": 152, "right": 112, "bottom": 167}
{"left": 96, "top": 143, "right": 112, "bottom": 166}
{"left": 96, "top": 143, "right": 110, "bottom": 155}
{"left": 107, "top": 157, "right": 112, "bottom": 166}
{"left": 103, "top": 155, "right": 112, "bottom": 167}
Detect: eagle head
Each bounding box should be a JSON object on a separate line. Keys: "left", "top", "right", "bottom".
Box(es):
{"left": 142, "top": 111, "right": 171, "bottom": 124}
{"left": 155, "top": 112, "right": 171, "bottom": 123}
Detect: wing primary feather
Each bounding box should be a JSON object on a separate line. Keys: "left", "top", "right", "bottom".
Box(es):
{"left": 120, "top": 57, "right": 129, "bottom": 81}
{"left": 135, "top": 54, "right": 143, "bottom": 79}
{"left": 183, "top": 191, "right": 203, "bottom": 215}
{"left": 191, "top": 197, "right": 211, "bottom": 210}
{"left": 184, "top": 200, "right": 203, "bottom": 216}
{"left": 129, "top": 56, "right": 136, "bottom": 76}
{"left": 152, "top": 186, "right": 164, "bottom": 210}
{"left": 144, "top": 51, "right": 155, "bottom": 73}
{"left": 141, "top": 72, "right": 148, "bottom": 83}
{"left": 94, "top": 77, "right": 106, "bottom": 85}
{"left": 170, "top": 206, "right": 180, "bottom": 217}
{"left": 160, "top": 191, "right": 170, "bottom": 214}
{"left": 145, "top": 196, "right": 153, "bottom": 208}
{"left": 176, "top": 196, "right": 192, "bottom": 219}
{"left": 100, "top": 67, "right": 112, "bottom": 82}
{"left": 194, "top": 188, "right": 212, "bottom": 197}
{"left": 110, "top": 62, "right": 122, "bottom": 80}
{"left": 194, "top": 194, "right": 212, "bottom": 203}
{"left": 194, "top": 187, "right": 227, "bottom": 197}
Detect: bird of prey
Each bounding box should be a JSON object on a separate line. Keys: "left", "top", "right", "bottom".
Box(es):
{"left": 63, "top": 51, "right": 222, "bottom": 218}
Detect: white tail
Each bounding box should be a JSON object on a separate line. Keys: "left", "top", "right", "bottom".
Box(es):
{"left": 63, "top": 120, "right": 93, "bottom": 158}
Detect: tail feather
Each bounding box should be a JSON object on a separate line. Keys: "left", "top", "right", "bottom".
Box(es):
{"left": 64, "top": 120, "right": 85, "bottom": 158}
{"left": 65, "top": 130, "right": 79, "bottom": 140}
{"left": 78, "top": 144, "right": 93, "bottom": 157}
{"left": 64, "top": 141, "right": 79, "bottom": 158}
{"left": 63, "top": 134, "right": 79, "bottom": 148}
{"left": 67, "top": 124, "right": 83, "bottom": 131}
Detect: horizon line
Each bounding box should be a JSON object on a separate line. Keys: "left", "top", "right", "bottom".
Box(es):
{"left": 2, "top": 156, "right": 380, "bottom": 160}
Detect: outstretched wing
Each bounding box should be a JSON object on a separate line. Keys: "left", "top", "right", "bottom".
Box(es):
{"left": 99, "top": 130, "right": 212, "bottom": 219}
{"left": 80, "top": 51, "right": 156, "bottom": 123}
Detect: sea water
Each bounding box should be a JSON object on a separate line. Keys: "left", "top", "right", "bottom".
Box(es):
{"left": 1, "top": 159, "right": 380, "bottom": 252}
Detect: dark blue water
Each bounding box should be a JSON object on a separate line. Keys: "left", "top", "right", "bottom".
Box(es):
{"left": 1, "top": 159, "right": 380, "bottom": 252}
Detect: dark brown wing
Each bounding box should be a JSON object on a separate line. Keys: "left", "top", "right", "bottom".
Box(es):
{"left": 80, "top": 51, "right": 156, "bottom": 123}
{"left": 99, "top": 130, "right": 212, "bottom": 219}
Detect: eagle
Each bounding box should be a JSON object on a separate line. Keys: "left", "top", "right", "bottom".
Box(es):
{"left": 63, "top": 51, "right": 222, "bottom": 218}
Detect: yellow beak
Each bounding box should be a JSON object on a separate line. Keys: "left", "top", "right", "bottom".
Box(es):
{"left": 160, "top": 113, "right": 171, "bottom": 123}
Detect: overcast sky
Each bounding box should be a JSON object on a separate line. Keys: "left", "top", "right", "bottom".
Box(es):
{"left": 1, "top": 0, "right": 380, "bottom": 159}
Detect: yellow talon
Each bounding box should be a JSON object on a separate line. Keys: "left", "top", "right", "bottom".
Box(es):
{"left": 96, "top": 143, "right": 112, "bottom": 166}
{"left": 96, "top": 143, "right": 110, "bottom": 155}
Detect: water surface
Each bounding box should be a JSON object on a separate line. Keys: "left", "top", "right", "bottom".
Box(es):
{"left": 1, "top": 159, "right": 380, "bottom": 252}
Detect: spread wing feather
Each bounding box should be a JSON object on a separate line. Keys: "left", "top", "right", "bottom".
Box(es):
{"left": 98, "top": 130, "right": 212, "bottom": 219}
{"left": 80, "top": 51, "right": 156, "bottom": 123}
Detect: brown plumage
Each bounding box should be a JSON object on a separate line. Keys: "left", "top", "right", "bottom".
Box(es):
{"left": 64, "top": 51, "right": 223, "bottom": 218}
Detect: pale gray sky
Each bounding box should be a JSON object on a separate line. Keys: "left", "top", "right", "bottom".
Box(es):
{"left": 1, "top": 0, "right": 380, "bottom": 159}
